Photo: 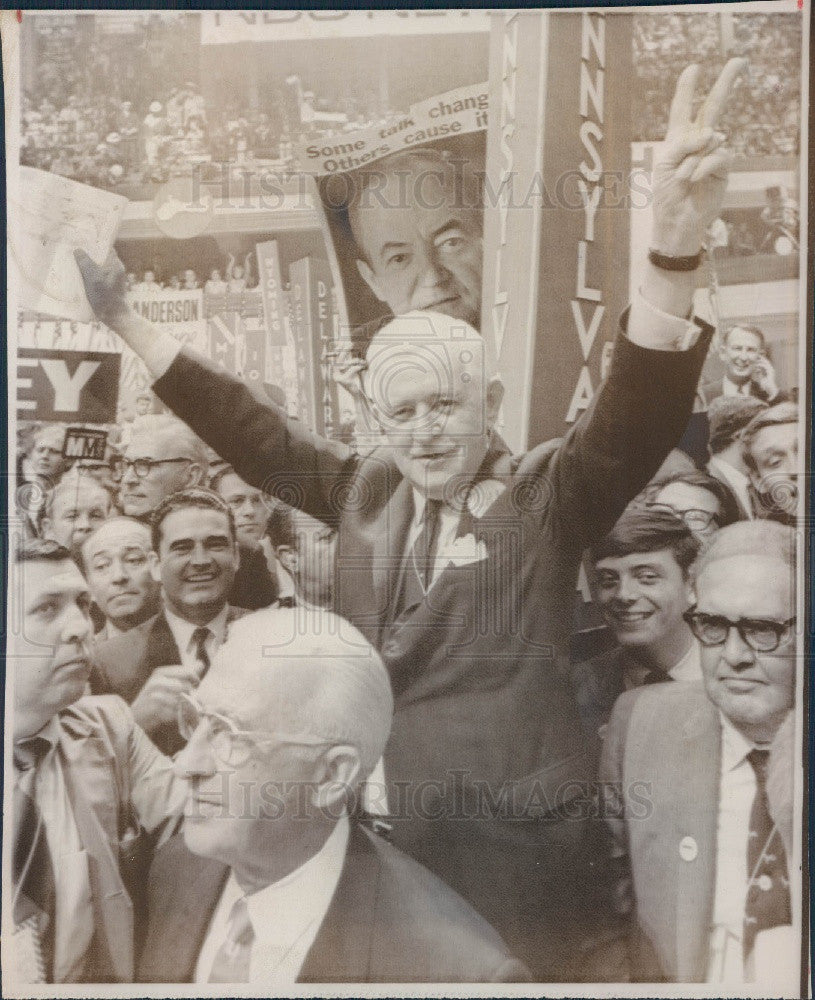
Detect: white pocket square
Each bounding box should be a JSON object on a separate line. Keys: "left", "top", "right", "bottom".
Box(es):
{"left": 440, "top": 533, "right": 489, "bottom": 568}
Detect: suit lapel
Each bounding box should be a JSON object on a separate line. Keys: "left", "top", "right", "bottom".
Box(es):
{"left": 148, "top": 612, "right": 181, "bottom": 669}
{"left": 138, "top": 842, "right": 229, "bottom": 983}
{"left": 372, "top": 480, "right": 414, "bottom": 632}
{"left": 58, "top": 727, "right": 133, "bottom": 982}
{"left": 298, "top": 826, "right": 380, "bottom": 983}
{"left": 674, "top": 702, "right": 721, "bottom": 981}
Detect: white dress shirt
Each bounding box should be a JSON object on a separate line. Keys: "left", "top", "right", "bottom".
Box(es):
{"left": 706, "top": 714, "right": 776, "bottom": 984}
{"left": 622, "top": 638, "right": 703, "bottom": 690}
{"left": 14, "top": 718, "right": 94, "bottom": 982}
{"left": 163, "top": 604, "right": 229, "bottom": 676}
{"left": 722, "top": 375, "right": 752, "bottom": 398}
{"left": 195, "top": 815, "right": 350, "bottom": 985}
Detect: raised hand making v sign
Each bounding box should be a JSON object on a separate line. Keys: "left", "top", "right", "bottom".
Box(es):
{"left": 631, "top": 57, "right": 748, "bottom": 334}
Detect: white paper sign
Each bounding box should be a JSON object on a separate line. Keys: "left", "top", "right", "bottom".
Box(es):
{"left": 8, "top": 167, "right": 127, "bottom": 322}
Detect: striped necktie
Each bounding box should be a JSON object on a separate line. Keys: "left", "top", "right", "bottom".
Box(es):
{"left": 208, "top": 896, "right": 254, "bottom": 983}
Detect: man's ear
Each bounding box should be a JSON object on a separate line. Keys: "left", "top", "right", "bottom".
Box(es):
{"left": 485, "top": 376, "right": 505, "bottom": 428}
{"left": 312, "top": 745, "right": 361, "bottom": 811}
{"left": 187, "top": 462, "right": 206, "bottom": 488}
{"left": 356, "top": 258, "right": 385, "bottom": 304}
{"left": 148, "top": 550, "right": 161, "bottom": 583}
{"left": 275, "top": 544, "right": 298, "bottom": 575}
{"left": 41, "top": 517, "right": 53, "bottom": 541}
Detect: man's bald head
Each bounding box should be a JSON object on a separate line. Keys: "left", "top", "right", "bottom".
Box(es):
{"left": 362, "top": 311, "right": 503, "bottom": 501}
{"left": 200, "top": 608, "right": 393, "bottom": 780}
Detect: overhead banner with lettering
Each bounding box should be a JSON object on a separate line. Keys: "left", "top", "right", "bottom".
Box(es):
{"left": 201, "top": 11, "right": 490, "bottom": 45}
{"left": 294, "top": 82, "right": 489, "bottom": 176}
{"left": 126, "top": 288, "right": 207, "bottom": 353}
{"left": 482, "top": 11, "right": 632, "bottom": 449}
{"left": 17, "top": 347, "right": 120, "bottom": 423}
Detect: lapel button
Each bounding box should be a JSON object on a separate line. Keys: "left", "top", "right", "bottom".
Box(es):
{"left": 679, "top": 835, "right": 698, "bottom": 862}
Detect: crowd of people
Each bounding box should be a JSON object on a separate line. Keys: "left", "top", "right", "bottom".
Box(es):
{"left": 20, "top": 15, "right": 397, "bottom": 192}
{"left": 8, "top": 46, "right": 802, "bottom": 994}
{"left": 633, "top": 12, "right": 801, "bottom": 156}
{"left": 121, "top": 253, "right": 259, "bottom": 295}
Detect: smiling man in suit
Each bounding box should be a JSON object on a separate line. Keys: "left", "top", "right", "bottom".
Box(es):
{"left": 77, "top": 61, "right": 745, "bottom": 978}
{"left": 599, "top": 520, "right": 797, "bottom": 985}
{"left": 5, "top": 540, "right": 183, "bottom": 985}
{"left": 139, "top": 607, "right": 529, "bottom": 985}
{"left": 92, "top": 488, "right": 246, "bottom": 755}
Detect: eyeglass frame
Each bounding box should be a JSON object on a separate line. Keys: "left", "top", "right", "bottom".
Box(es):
{"left": 177, "top": 692, "right": 336, "bottom": 766}
{"left": 683, "top": 606, "right": 796, "bottom": 653}
{"left": 111, "top": 456, "right": 195, "bottom": 482}
{"left": 645, "top": 501, "right": 719, "bottom": 531}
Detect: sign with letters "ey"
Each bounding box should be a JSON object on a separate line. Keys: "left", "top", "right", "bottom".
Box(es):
{"left": 17, "top": 348, "right": 120, "bottom": 423}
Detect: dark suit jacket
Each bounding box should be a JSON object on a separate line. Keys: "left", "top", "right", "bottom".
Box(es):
{"left": 152, "top": 316, "right": 712, "bottom": 977}
{"left": 138, "top": 824, "right": 529, "bottom": 983}
{"left": 91, "top": 607, "right": 246, "bottom": 755}
{"left": 599, "top": 683, "right": 726, "bottom": 982}
{"left": 43, "top": 696, "right": 182, "bottom": 982}
{"left": 698, "top": 376, "right": 783, "bottom": 408}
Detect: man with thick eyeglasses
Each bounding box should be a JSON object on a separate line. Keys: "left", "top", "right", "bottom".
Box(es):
{"left": 599, "top": 520, "right": 797, "bottom": 985}
{"left": 138, "top": 607, "right": 529, "bottom": 985}
{"left": 645, "top": 469, "right": 740, "bottom": 545}
{"left": 115, "top": 413, "right": 208, "bottom": 521}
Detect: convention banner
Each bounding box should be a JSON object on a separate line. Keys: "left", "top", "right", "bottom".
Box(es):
{"left": 482, "top": 11, "right": 633, "bottom": 449}
{"left": 293, "top": 82, "right": 489, "bottom": 176}
{"left": 200, "top": 10, "right": 490, "bottom": 45}
{"left": 255, "top": 239, "right": 289, "bottom": 348}
{"left": 16, "top": 347, "right": 120, "bottom": 423}
{"left": 126, "top": 288, "right": 208, "bottom": 353}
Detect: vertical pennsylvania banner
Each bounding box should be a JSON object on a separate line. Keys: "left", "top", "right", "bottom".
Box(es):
{"left": 482, "top": 11, "right": 632, "bottom": 450}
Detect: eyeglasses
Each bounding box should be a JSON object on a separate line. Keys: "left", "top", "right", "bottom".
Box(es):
{"left": 178, "top": 693, "right": 333, "bottom": 767}
{"left": 111, "top": 456, "right": 192, "bottom": 482}
{"left": 646, "top": 502, "right": 718, "bottom": 532}
{"left": 683, "top": 607, "right": 796, "bottom": 653}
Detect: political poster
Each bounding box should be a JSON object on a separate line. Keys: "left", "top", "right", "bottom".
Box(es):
{"left": 16, "top": 347, "right": 121, "bottom": 423}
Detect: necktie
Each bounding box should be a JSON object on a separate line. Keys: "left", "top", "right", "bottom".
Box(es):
{"left": 208, "top": 896, "right": 254, "bottom": 983}
{"left": 392, "top": 500, "right": 443, "bottom": 623}
{"left": 12, "top": 739, "right": 55, "bottom": 983}
{"left": 191, "top": 626, "right": 212, "bottom": 678}
{"left": 743, "top": 748, "right": 791, "bottom": 960}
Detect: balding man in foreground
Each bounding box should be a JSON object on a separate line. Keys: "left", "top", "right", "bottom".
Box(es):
{"left": 599, "top": 521, "right": 797, "bottom": 985}
{"left": 138, "top": 608, "right": 529, "bottom": 984}
{"left": 77, "top": 61, "right": 745, "bottom": 979}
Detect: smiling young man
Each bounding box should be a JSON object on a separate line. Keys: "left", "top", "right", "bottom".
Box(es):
{"left": 573, "top": 508, "right": 701, "bottom": 742}
{"left": 5, "top": 539, "right": 183, "bottom": 985}
{"left": 92, "top": 489, "right": 246, "bottom": 755}
{"left": 599, "top": 520, "right": 797, "bottom": 985}
{"left": 699, "top": 325, "right": 782, "bottom": 406}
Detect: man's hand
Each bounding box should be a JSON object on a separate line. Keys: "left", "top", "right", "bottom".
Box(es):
{"left": 331, "top": 346, "right": 367, "bottom": 399}
{"left": 131, "top": 664, "right": 199, "bottom": 736}
{"left": 74, "top": 248, "right": 131, "bottom": 330}
{"left": 651, "top": 59, "right": 747, "bottom": 256}
{"left": 751, "top": 355, "right": 780, "bottom": 401}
